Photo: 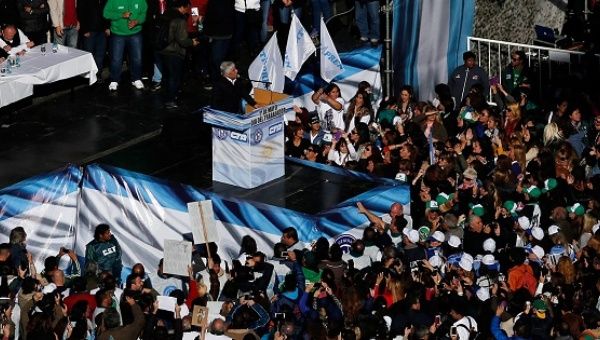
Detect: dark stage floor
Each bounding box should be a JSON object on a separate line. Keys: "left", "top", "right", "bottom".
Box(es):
{"left": 0, "top": 23, "right": 377, "bottom": 214}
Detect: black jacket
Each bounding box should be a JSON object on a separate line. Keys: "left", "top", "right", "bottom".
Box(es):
{"left": 0, "top": 0, "right": 20, "bottom": 25}
{"left": 211, "top": 76, "right": 257, "bottom": 114}
{"left": 17, "top": 0, "right": 49, "bottom": 33}
{"left": 203, "top": 0, "right": 234, "bottom": 38}
{"left": 77, "top": 0, "right": 110, "bottom": 33}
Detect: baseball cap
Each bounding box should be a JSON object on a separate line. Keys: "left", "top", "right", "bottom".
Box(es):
{"left": 542, "top": 178, "right": 557, "bottom": 193}
{"left": 428, "top": 231, "right": 445, "bottom": 243}
{"left": 310, "top": 115, "right": 320, "bottom": 124}
{"left": 470, "top": 203, "right": 485, "bottom": 217}
{"left": 567, "top": 203, "right": 585, "bottom": 216}
{"left": 426, "top": 200, "right": 439, "bottom": 211}
{"left": 530, "top": 226, "right": 544, "bottom": 241}
{"left": 533, "top": 299, "right": 547, "bottom": 319}
{"left": 524, "top": 186, "right": 542, "bottom": 199}
{"left": 483, "top": 238, "right": 496, "bottom": 253}
{"left": 548, "top": 225, "right": 560, "bottom": 236}
{"left": 518, "top": 216, "right": 531, "bottom": 230}
{"left": 531, "top": 245, "right": 545, "bottom": 259}
{"left": 407, "top": 230, "right": 420, "bottom": 243}
{"left": 447, "top": 235, "right": 462, "bottom": 248}
{"left": 436, "top": 192, "right": 454, "bottom": 205}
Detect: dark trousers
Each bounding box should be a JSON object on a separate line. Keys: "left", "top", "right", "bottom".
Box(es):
{"left": 24, "top": 30, "right": 48, "bottom": 46}
{"left": 209, "top": 37, "right": 230, "bottom": 81}
{"left": 81, "top": 31, "right": 107, "bottom": 72}
{"left": 160, "top": 53, "right": 184, "bottom": 103}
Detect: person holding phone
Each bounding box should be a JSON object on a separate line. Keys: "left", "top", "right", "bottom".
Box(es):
{"left": 448, "top": 51, "right": 490, "bottom": 105}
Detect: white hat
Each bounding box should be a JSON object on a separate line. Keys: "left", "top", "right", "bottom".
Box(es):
{"left": 476, "top": 287, "right": 490, "bottom": 301}
{"left": 531, "top": 227, "right": 544, "bottom": 241}
{"left": 518, "top": 216, "right": 531, "bottom": 230}
{"left": 448, "top": 235, "right": 462, "bottom": 248}
{"left": 548, "top": 224, "right": 560, "bottom": 236}
{"left": 531, "top": 245, "right": 545, "bottom": 259}
{"left": 429, "top": 255, "right": 443, "bottom": 268}
{"left": 483, "top": 238, "right": 496, "bottom": 253}
{"left": 430, "top": 231, "right": 445, "bottom": 243}
{"left": 57, "top": 253, "right": 71, "bottom": 272}
{"left": 459, "top": 256, "right": 473, "bottom": 271}
{"left": 593, "top": 222, "right": 600, "bottom": 235}
{"left": 42, "top": 283, "right": 57, "bottom": 294}
{"left": 482, "top": 254, "right": 496, "bottom": 266}
{"left": 408, "top": 230, "right": 420, "bottom": 243}
{"left": 402, "top": 227, "right": 412, "bottom": 237}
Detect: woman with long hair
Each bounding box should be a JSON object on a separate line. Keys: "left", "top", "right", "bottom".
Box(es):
{"left": 397, "top": 85, "right": 415, "bottom": 122}
{"left": 412, "top": 104, "right": 448, "bottom": 143}
{"left": 543, "top": 122, "right": 564, "bottom": 149}
{"left": 327, "top": 133, "right": 358, "bottom": 167}
{"left": 503, "top": 102, "right": 521, "bottom": 142}
{"left": 344, "top": 90, "right": 373, "bottom": 133}
{"left": 285, "top": 124, "right": 310, "bottom": 158}
{"left": 312, "top": 83, "right": 345, "bottom": 132}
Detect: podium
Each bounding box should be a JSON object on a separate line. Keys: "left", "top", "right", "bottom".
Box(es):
{"left": 203, "top": 89, "right": 292, "bottom": 189}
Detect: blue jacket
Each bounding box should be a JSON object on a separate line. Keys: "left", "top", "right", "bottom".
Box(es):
{"left": 490, "top": 316, "right": 529, "bottom": 340}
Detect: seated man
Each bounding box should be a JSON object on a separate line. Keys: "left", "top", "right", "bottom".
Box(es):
{"left": 0, "top": 24, "right": 35, "bottom": 56}
{"left": 211, "top": 61, "right": 258, "bottom": 114}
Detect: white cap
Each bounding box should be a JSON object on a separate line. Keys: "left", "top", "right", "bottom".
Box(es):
{"left": 430, "top": 231, "right": 445, "bottom": 243}
{"left": 593, "top": 222, "right": 600, "bottom": 235}
{"left": 483, "top": 238, "right": 496, "bottom": 253}
{"left": 548, "top": 224, "right": 560, "bottom": 236}
{"left": 482, "top": 254, "right": 496, "bottom": 266}
{"left": 531, "top": 227, "right": 544, "bottom": 241}
{"left": 531, "top": 245, "right": 545, "bottom": 259}
{"left": 57, "top": 253, "right": 71, "bottom": 272}
{"left": 459, "top": 256, "right": 473, "bottom": 271}
{"left": 518, "top": 216, "right": 531, "bottom": 230}
{"left": 42, "top": 283, "right": 57, "bottom": 294}
{"left": 448, "top": 235, "right": 462, "bottom": 248}
{"left": 428, "top": 255, "right": 443, "bottom": 268}
{"left": 476, "top": 287, "right": 490, "bottom": 301}
{"left": 408, "top": 230, "right": 420, "bottom": 243}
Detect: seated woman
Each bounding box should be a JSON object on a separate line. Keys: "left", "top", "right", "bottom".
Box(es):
{"left": 0, "top": 24, "right": 35, "bottom": 56}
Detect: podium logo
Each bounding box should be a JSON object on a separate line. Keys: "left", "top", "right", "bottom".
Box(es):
{"left": 268, "top": 122, "right": 283, "bottom": 136}
{"left": 230, "top": 131, "right": 248, "bottom": 142}
{"left": 253, "top": 128, "right": 263, "bottom": 144}
{"left": 216, "top": 129, "right": 228, "bottom": 140}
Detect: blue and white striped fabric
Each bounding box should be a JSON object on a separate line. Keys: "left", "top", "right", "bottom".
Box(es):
{"left": 392, "top": 0, "right": 475, "bottom": 100}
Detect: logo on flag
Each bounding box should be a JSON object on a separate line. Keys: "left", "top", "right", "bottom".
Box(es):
{"left": 248, "top": 33, "right": 284, "bottom": 92}
{"left": 319, "top": 17, "right": 343, "bottom": 83}
{"left": 284, "top": 13, "right": 316, "bottom": 81}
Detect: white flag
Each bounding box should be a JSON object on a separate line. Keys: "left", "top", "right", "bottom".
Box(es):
{"left": 248, "top": 33, "right": 284, "bottom": 92}
{"left": 284, "top": 13, "right": 316, "bottom": 81}
{"left": 319, "top": 17, "right": 344, "bottom": 83}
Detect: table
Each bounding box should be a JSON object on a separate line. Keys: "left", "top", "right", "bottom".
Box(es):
{"left": 0, "top": 44, "right": 98, "bottom": 108}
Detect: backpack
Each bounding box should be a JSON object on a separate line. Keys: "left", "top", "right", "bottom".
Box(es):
{"left": 153, "top": 16, "right": 171, "bottom": 51}
{"left": 455, "top": 316, "right": 482, "bottom": 340}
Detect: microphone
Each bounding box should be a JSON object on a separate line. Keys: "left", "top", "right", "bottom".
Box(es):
{"left": 238, "top": 75, "right": 272, "bottom": 85}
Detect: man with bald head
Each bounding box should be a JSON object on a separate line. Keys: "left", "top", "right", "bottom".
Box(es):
{"left": 357, "top": 201, "right": 410, "bottom": 233}
{"left": 463, "top": 215, "right": 488, "bottom": 255}
{"left": 208, "top": 318, "right": 227, "bottom": 338}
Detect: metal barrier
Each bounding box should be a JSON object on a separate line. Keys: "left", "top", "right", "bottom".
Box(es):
{"left": 467, "top": 36, "right": 599, "bottom": 100}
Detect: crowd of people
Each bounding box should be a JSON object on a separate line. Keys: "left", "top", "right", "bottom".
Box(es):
{"left": 278, "top": 47, "right": 600, "bottom": 339}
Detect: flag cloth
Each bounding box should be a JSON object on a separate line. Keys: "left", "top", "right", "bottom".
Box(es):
{"left": 319, "top": 16, "right": 344, "bottom": 83}
{"left": 284, "top": 13, "right": 316, "bottom": 80}
{"left": 248, "top": 32, "right": 284, "bottom": 92}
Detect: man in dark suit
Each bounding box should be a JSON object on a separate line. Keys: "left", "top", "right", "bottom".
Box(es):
{"left": 211, "top": 61, "right": 258, "bottom": 114}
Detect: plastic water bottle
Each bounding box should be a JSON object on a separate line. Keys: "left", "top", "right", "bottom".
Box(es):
{"left": 52, "top": 42, "right": 58, "bottom": 53}
{"left": 41, "top": 44, "right": 46, "bottom": 55}
{"left": 6, "top": 61, "right": 11, "bottom": 74}
{"left": 15, "top": 55, "right": 20, "bottom": 67}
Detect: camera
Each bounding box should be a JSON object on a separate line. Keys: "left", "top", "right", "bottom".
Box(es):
{"left": 243, "top": 294, "right": 254, "bottom": 300}
{"left": 274, "top": 312, "right": 286, "bottom": 321}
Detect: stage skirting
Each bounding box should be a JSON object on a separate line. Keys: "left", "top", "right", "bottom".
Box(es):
{"left": 0, "top": 163, "right": 409, "bottom": 283}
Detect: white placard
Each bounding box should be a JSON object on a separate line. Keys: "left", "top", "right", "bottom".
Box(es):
{"left": 163, "top": 239, "right": 192, "bottom": 276}
{"left": 187, "top": 201, "right": 219, "bottom": 245}
{"left": 157, "top": 295, "right": 177, "bottom": 312}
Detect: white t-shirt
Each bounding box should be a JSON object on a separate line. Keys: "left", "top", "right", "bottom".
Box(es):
{"left": 346, "top": 113, "right": 371, "bottom": 134}
{"left": 452, "top": 316, "right": 478, "bottom": 340}
{"left": 317, "top": 97, "right": 345, "bottom": 131}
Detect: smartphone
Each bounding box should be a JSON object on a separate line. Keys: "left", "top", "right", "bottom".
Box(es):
{"left": 191, "top": 7, "right": 199, "bottom": 16}
{"left": 450, "top": 326, "right": 458, "bottom": 336}
{"left": 435, "top": 315, "right": 441, "bottom": 325}
{"left": 280, "top": 251, "right": 289, "bottom": 259}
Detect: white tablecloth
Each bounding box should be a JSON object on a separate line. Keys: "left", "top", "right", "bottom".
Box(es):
{"left": 0, "top": 44, "right": 98, "bottom": 108}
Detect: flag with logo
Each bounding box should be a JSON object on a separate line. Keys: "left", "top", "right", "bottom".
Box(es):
{"left": 248, "top": 33, "right": 284, "bottom": 92}
{"left": 319, "top": 17, "right": 344, "bottom": 83}
{"left": 284, "top": 13, "right": 316, "bottom": 81}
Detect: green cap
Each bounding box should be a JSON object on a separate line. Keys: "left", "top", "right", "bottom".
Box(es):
{"left": 469, "top": 203, "right": 485, "bottom": 217}
{"left": 459, "top": 106, "right": 476, "bottom": 123}
{"left": 525, "top": 186, "right": 541, "bottom": 199}
{"left": 426, "top": 200, "right": 439, "bottom": 211}
{"left": 503, "top": 200, "right": 517, "bottom": 215}
{"left": 418, "top": 226, "right": 431, "bottom": 242}
{"left": 542, "top": 178, "right": 557, "bottom": 193}
{"left": 567, "top": 203, "right": 585, "bottom": 216}
{"left": 436, "top": 192, "right": 454, "bottom": 205}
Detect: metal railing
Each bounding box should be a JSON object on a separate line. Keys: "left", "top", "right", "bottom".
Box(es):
{"left": 467, "top": 36, "right": 600, "bottom": 100}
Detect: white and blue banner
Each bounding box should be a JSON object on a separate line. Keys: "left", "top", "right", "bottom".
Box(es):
{"left": 248, "top": 32, "right": 285, "bottom": 93}
{"left": 392, "top": 0, "right": 474, "bottom": 100}
{"left": 319, "top": 17, "right": 344, "bottom": 83}
{"left": 284, "top": 13, "right": 316, "bottom": 81}
{"left": 289, "top": 45, "right": 382, "bottom": 116}
{"left": 0, "top": 161, "right": 409, "bottom": 281}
